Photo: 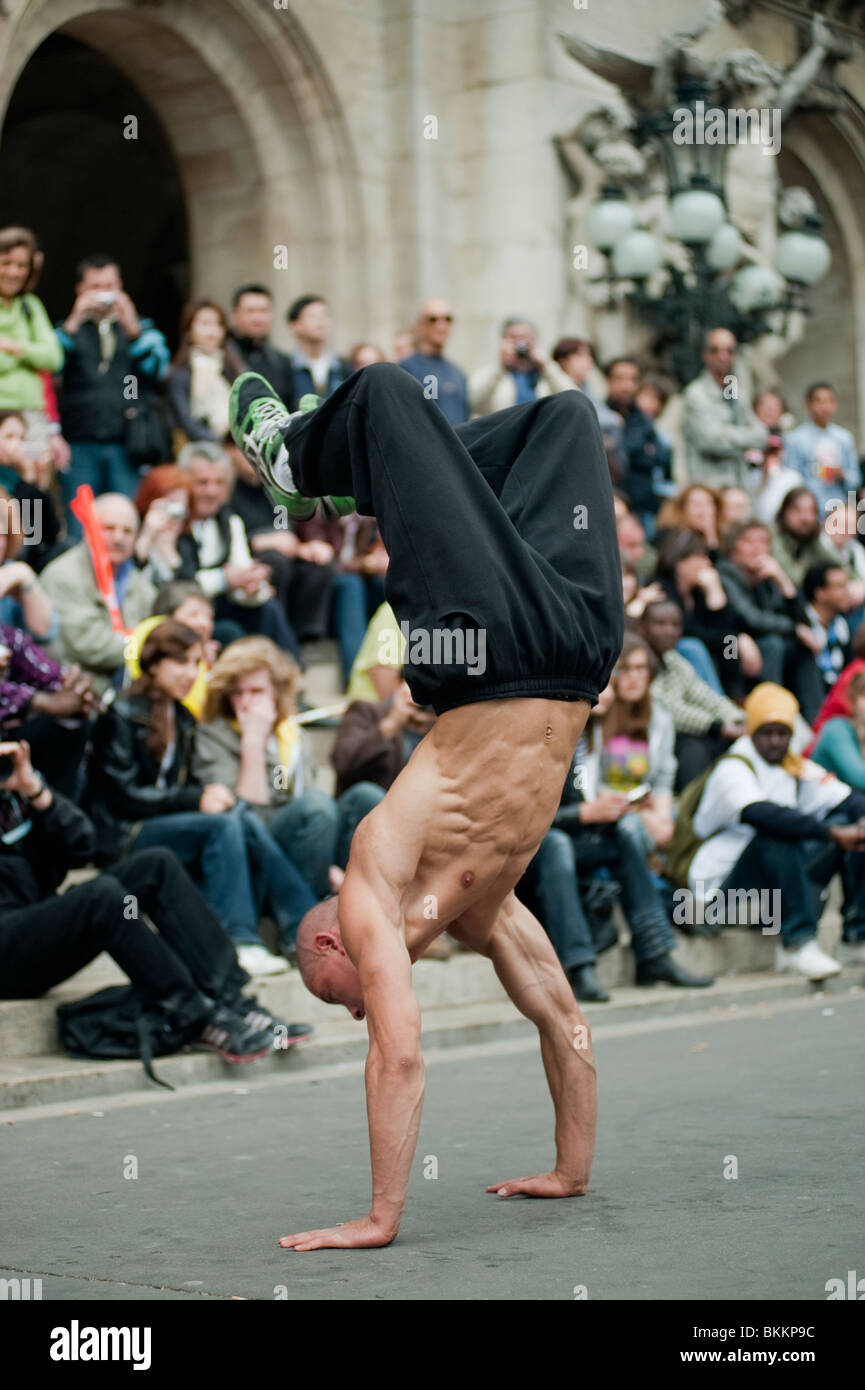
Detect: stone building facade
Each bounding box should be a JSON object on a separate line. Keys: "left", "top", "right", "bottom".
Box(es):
{"left": 0, "top": 0, "right": 862, "bottom": 431}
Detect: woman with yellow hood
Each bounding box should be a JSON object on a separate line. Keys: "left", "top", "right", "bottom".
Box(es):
{"left": 684, "top": 681, "right": 865, "bottom": 979}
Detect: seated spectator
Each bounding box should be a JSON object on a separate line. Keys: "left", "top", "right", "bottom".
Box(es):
{"left": 194, "top": 636, "right": 378, "bottom": 893}
{"left": 55, "top": 254, "right": 170, "bottom": 528}
{"left": 0, "top": 738, "right": 309, "bottom": 1059}
{"left": 754, "top": 389, "right": 792, "bottom": 437}
{"left": 349, "top": 342, "right": 386, "bottom": 369}
{"left": 469, "top": 317, "right": 574, "bottom": 416}
{"left": 811, "top": 670, "right": 865, "bottom": 790}
{"left": 772, "top": 485, "right": 824, "bottom": 587}
{"left": 0, "top": 623, "right": 96, "bottom": 797}
{"left": 124, "top": 580, "right": 219, "bottom": 720}
{"left": 0, "top": 493, "right": 56, "bottom": 641}
{"left": 654, "top": 483, "right": 723, "bottom": 560}
{"left": 716, "top": 518, "right": 803, "bottom": 686}
{"left": 551, "top": 336, "right": 625, "bottom": 453}
{"left": 640, "top": 599, "right": 746, "bottom": 789}
{"left": 604, "top": 357, "right": 672, "bottom": 534}
{"left": 345, "top": 601, "right": 404, "bottom": 702}
{"left": 226, "top": 283, "right": 294, "bottom": 405}
{"left": 286, "top": 295, "right": 352, "bottom": 407}
{"left": 167, "top": 299, "right": 243, "bottom": 447}
{"left": 622, "top": 563, "right": 665, "bottom": 623}
{"left": 391, "top": 329, "right": 415, "bottom": 363}
{"left": 655, "top": 529, "right": 760, "bottom": 697}
{"left": 0, "top": 410, "right": 61, "bottom": 570}
{"left": 522, "top": 651, "right": 712, "bottom": 1001}
{"left": 718, "top": 485, "right": 752, "bottom": 537}
{"left": 819, "top": 496, "right": 865, "bottom": 618}
{"left": 751, "top": 434, "right": 803, "bottom": 527}
{"left": 133, "top": 464, "right": 192, "bottom": 585}
{"left": 40, "top": 493, "right": 153, "bottom": 694}
{"left": 784, "top": 381, "right": 860, "bottom": 519}
{"left": 672, "top": 681, "right": 865, "bottom": 977}
{"left": 399, "top": 299, "right": 468, "bottom": 426}
{"left": 228, "top": 446, "right": 334, "bottom": 647}
{"left": 791, "top": 562, "right": 853, "bottom": 723}
{"left": 87, "top": 620, "right": 313, "bottom": 977}
{"left": 174, "top": 440, "right": 304, "bottom": 663}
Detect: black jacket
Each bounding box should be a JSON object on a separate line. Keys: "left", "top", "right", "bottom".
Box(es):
{"left": 85, "top": 694, "right": 201, "bottom": 859}
{"left": 0, "top": 790, "right": 95, "bottom": 910}
{"left": 58, "top": 320, "right": 148, "bottom": 443}
{"left": 175, "top": 507, "right": 245, "bottom": 581}
{"left": 608, "top": 400, "right": 672, "bottom": 514}
{"left": 227, "top": 335, "right": 295, "bottom": 407}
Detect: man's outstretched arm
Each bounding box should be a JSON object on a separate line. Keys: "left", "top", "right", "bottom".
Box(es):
{"left": 280, "top": 870, "right": 423, "bottom": 1251}
{"left": 456, "top": 894, "right": 597, "bottom": 1198}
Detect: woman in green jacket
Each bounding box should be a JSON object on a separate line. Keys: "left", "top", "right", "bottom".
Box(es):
{"left": 0, "top": 226, "right": 64, "bottom": 476}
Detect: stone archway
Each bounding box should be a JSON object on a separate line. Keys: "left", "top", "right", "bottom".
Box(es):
{"left": 0, "top": 0, "right": 367, "bottom": 344}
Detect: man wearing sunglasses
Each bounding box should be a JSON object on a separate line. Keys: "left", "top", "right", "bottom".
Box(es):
{"left": 399, "top": 298, "right": 469, "bottom": 426}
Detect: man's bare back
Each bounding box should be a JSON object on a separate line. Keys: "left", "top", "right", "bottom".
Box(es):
{"left": 352, "top": 696, "right": 590, "bottom": 960}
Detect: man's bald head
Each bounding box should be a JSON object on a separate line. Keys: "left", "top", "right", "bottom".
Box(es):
{"left": 92, "top": 492, "right": 139, "bottom": 568}
{"left": 295, "top": 897, "right": 365, "bottom": 1021}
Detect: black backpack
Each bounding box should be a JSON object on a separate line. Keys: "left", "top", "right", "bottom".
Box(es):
{"left": 56, "top": 985, "right": 200, "bottom": 1090}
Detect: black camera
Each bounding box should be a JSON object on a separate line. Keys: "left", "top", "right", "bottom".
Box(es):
{"left": 0, "top": 754, "right": 15, "bottom": 782}
{"left": 515, "top": 343, "right": 530, "bottom": 358}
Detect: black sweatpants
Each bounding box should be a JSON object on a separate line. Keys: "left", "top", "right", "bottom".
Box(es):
{"left": 276, "top": 363, "right": 624, "bottom": 713}
{"left": 0, "top": 848, "right": 248, "bottom": 1011}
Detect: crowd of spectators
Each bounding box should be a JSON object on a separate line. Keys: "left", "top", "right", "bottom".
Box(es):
{"left": 1, "top": 216, "right": 863, "bottom": 1046}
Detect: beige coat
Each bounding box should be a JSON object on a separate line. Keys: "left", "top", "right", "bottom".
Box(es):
{"left": 40, "top": 542, "right": 155, "bottom": 694}
{"left": 468, "top": 358, "right": 576, "bottom": 417}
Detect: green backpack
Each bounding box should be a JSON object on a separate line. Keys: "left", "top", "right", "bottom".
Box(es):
{"left": 664, "top": 752, "right": 755, "bottom": 889}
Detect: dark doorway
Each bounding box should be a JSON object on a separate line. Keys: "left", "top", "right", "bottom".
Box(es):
{"left": 0, "top": 32, "right": 188, "bottom": 346}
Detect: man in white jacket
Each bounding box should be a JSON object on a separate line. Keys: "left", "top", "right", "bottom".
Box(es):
{"left": 468, "top": 317, "right": 575, "bottom": 417}
{"left": 688, "top": 682, "right": 865, "bottom": 979}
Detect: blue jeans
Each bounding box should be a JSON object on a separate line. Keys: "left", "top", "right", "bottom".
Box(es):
{"left": 676, "top": 637, "right": 723, "bottom": 693}
{"left": 130, "top": 804, "right": 317, "bottom": 948}
{"left": 331, "top": 572, "right": 386, "bottom": 682}
{"left": 62, "top": 443, "right": 140, "bottom": 536}
{"left": 269, "top": 783, "right": 384, "bottom": 897}
{"left": 568, "top": 813, "right": 676, "bottom": 963}
{"left": 524, "top": 828, "right": 596, "bottom": 971}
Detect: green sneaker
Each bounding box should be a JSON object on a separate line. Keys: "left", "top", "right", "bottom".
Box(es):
{"left": 229, "top": 375, "right": 355, "bottom": 520}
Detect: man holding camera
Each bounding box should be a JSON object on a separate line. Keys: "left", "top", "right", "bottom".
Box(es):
{"left": 468, "top": 317, "right": 575, "bottom": 417}
{"left": 55, "top": 255, "right": 170, "bottom": 533}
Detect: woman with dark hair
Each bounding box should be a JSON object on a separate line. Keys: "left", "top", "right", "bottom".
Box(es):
{"left": 86, "top": 619, "right": 317, "bottom": 977}
{"left": 167, "top": 299, "right": 244, "bottom": 445}
{"left": 655, "top": 528, "right": 761, "bottom": 697}
{"left": 0, "top": 227, "right": 64, "bottom": 472}
{"left": 772, "top": 486, "right": 823, "bottom": 587}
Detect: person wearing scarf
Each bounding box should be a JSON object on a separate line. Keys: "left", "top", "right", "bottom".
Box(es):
{"left": 689, "top": 682, "right": 865, "bottom": 978}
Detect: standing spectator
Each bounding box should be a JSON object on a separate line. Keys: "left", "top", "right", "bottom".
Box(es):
{"left": 468, "top": 317, "right": 575, "bottom": 416}
{"left": 682, "top": 328, "right": 767, "bottom": 488}
{"left": 40, "top": 493, "right": 154, "bottom": 694}
{"left": 784, "top": 381, "right": 860, "bottom": 518}
{"left": 772, "top": 486, "right": 824, "bottom": 587}
{"left": 792, "top": 562, "right": 852, "bottom": 723}
{"left": 0, "top": 410, "right": 61, "bottom": 570}
{"left": 641, "top": 598, "right": 746, "bottom": 789}
{"left": 716, "top": 518, "right": 803, "bottom": 685}
{"left": 349, "top": 343, "right": 386, "bottom": 369}
{"left": 174, "top": 441, "right": 304, "bottom": 663}
{"left": 605, "top": 357, "right": 672, "bottom": 534}
{"left": 551, "top": 336, "right": 624, "bottom": 448}
{"left": 390, "top": 329, "right": 415, "bottom": 363}
{"left": 285, "top": 295, "right": 351, "bottom": 408}
{"left": 399, "top": 299, "right": 468, "bottom": 426}
{"left": 55, "top": 254, "right": 169, "bottom": 530}
{"left": 0, "top": 494, "right": 57, "bottom": 641}
{"left": 754, "top": 389, "right": 792, "bottom": 437}
{"left": 167, "top": 299, "right": 243, "bottom": 447}
{"left": 0, "top": 227, "right": 64, "bottom": 476}
{"left": 226, "top": 284, "right": 294, "bottom": 405}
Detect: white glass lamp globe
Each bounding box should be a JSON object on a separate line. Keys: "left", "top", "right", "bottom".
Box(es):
{"left": 611, "top": 230, "right": 664, "bottom": 279}
{"left": 706, "top": 222, "right": 743, "bottom": 271}
{"left": 730, "top": 264, "right": 784, "bottom": 313}
{"left": 670, "top": 187, "right": 725, "bottom": 245}
{"left": 775, "top": 229, "right": 831, "bottom": 286}
{"left": 586, "top": 193, "right": 635, "bottom": 251}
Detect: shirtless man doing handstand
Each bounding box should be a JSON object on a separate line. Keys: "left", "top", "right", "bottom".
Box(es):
{"left": 230, "top": 362, "right": 624, "bottom": 1250}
